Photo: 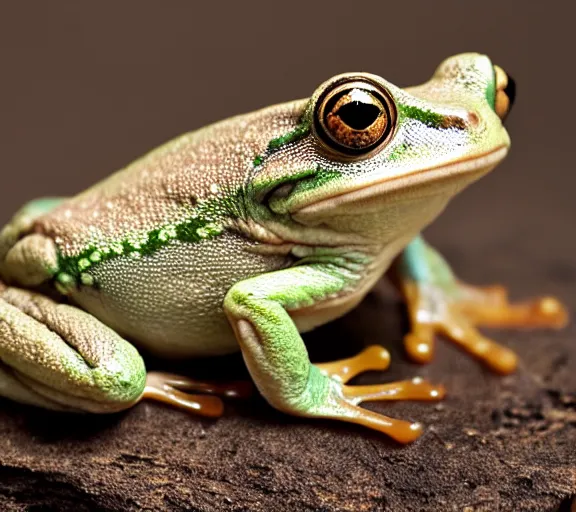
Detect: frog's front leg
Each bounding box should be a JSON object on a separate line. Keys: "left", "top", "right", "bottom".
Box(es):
{"left": 391, "top": 236, "right": 569, "bottom": 374}
{"left": 0, "top": 282, "right": 236, "bottom": 416}
{"left": 224, "top": 263, "right": 445, "bottom": 444}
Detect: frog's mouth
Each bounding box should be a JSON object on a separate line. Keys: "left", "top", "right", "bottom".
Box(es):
{"left": 292, "top": 145, "right": 508, "bottom": 220}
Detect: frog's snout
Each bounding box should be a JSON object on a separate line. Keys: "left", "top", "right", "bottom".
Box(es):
{"left": 494, "top": 65, "right": 516, "bottom": 122}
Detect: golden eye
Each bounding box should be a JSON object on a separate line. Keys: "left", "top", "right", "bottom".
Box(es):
{"left": 494, "top": 65, "right": 516, "bottom": 121}
{"left": 314, "top": 79, "right": 396, "bottom": 156}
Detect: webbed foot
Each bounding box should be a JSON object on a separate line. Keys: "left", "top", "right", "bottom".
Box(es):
{"left": 315, "top": 345, "right": 445, "bottom": 443}
{"left": 394, "top": 237, "right": 569, "bottom": 374}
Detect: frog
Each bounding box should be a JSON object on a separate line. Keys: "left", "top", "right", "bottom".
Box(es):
{"left": 0, "top": 53, "right": 568, "bottom": 444}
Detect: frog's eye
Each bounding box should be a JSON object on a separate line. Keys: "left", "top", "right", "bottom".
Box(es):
{"left": 314, "top": 79, "right": 396, "bottom": 156}
{"left": 493, "top": 65, "right": 516, "bottom": 122}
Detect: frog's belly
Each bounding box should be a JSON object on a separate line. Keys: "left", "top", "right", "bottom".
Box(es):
{"left": 70, "top": 233, "right": 288, "bottom": 358}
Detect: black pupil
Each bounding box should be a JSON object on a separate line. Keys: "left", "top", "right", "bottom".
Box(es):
{"left": 335, "top": 101, "right": 380, "bottom": 130}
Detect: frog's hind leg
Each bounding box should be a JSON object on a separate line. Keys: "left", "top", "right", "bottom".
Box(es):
{"left": 0, "top": 359, "right": 72, "bottom": 411}
{"left": 142, "top": 372, "right": 254, "bottom": 418}
{"left": 0, "top": 282, "right": 146, "bottom": 413}
{"left": 0, "top": 282, "right": 249, "bottom": 418}
{"left": 392, "top": 236, "right": 569, "bottom": 375}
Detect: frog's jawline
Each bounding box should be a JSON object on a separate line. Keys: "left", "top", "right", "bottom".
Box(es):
{"left": 293, "top": 146, "right": 508, "bottom": 216}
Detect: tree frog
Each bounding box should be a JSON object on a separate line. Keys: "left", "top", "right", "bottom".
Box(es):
{"left": 0, "top": 53, "right": 568, "bottom": 444}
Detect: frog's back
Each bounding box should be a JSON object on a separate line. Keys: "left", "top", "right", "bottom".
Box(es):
{"left": 32, "top": 103, "right": 303, "bottom": 357}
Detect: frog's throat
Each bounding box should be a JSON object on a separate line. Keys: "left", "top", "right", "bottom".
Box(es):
{"left": 292, "top": 145, "right": 508, "bottom": 217}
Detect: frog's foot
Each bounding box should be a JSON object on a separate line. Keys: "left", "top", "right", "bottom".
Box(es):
{"left": 401, "top": 279, "right": 569, "bottom": 375}
{"left": 142, "top": 372, "right": 254, "bottom": 418}
{"left": 394, "top": 236, "right": 570, "bottom": 375}
{"left": 314, "top": 346, "right": 445, "bottom": 442}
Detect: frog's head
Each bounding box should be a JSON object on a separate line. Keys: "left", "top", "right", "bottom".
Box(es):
{"left": 250, "top": 53, "right": 515, "bottom": 243}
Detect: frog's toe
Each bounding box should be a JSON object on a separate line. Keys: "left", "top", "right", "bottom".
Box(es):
{"left": 403, "top": 326, "right": 436, "bottom": 364}
{"left": 142, "top": 372, "right": 254, "bottom": 418}
{"left": 316, "top": 345, "right": 391, "bottom": 383}
{"left": 457, "top": 283, "right": 570, "bottom": 329}
{"left": 342, "top": 376, "right": 446, "bottom": 404}
{"left": 143, "top": 373, "right": 224, "bottom": 418}
{"left": 394, "top": 237, "right": 569, "bottom": 375}
{"left": 328, "top": 397, "right": 425, "bottom": 444}
{"left": 399, "top": 277, "right": 572, "bottom": 373}
{"left": 436, "top": 314, "right": 519, "bottom": 374}
{"left": 527, "top": 296, "right": 570, "bottom": 327}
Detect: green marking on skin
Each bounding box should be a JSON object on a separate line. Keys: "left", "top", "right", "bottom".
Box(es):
{"left": 398, "top": 104, "right": 447, "bottom": 129}
{"left": 252, "top": 166, "right": 341, "bottom": 200}
{"left": 89, "top": 251, "right": 102, "bottom": 263}
{"left": 57, "top": 272, "right": 74, "bottom": 285}
{"left": 388, "top": 142, "right": 411, "bottom": 161}
{"left": 267, "top": 120, "right": 310, "bottom": 153}
{"left": 256, "top": 103, "right": 313, "bottom": 167}
{"left": 78, "top": 258, "right": 91, "bottom": 271}
{"left": 55, "top": 190, "right": 244, "bottom": 286}
{"left": 80, "top": 273, "right": 95, "bottom": 286}
{"left": 55, "top": 272, "right": 75, "bottom": 294}
{"left": 290, "top": 167, "right": 341, "bottom": 195}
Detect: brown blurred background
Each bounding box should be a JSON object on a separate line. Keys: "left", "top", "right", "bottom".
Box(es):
{"left": 0, "top": 0, "right": 574, "bottom": 256}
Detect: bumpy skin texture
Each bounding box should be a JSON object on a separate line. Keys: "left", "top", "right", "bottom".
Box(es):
{"left": 0, "top": 53, "right": 565, "bottom": 441}
{"left": 0, "top": 281, "right": 145, "bottom": 412}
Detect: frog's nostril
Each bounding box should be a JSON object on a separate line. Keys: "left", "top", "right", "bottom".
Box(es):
{"left": 504, "top": 74, "right": 516, "bottom": 110}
